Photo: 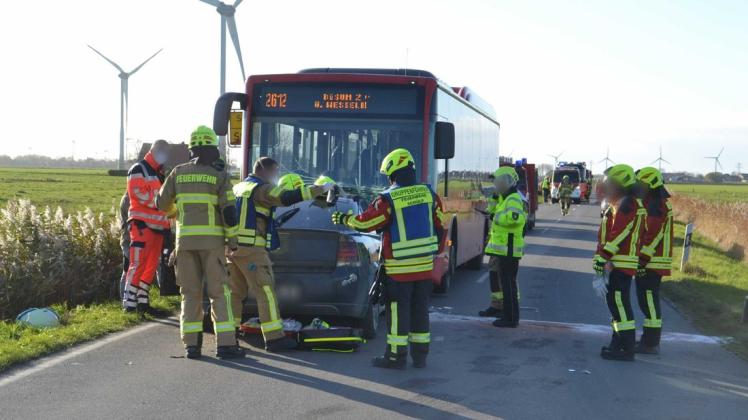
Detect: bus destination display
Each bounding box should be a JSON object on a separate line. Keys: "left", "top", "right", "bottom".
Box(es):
{"left": 254, "top": 85, "right": 419, "bottom": 116}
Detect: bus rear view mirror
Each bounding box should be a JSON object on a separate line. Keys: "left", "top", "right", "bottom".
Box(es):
{"left": 213, "top": 92, "right": 248, "bottom": 139}
{"left": 434, "top": 122, "right": 455, "bottom": 159}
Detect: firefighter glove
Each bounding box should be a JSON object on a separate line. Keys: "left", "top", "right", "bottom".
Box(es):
{"left": 331, "top": 210, "right": 352, "bottom": 225}
{"left": 593, "top": 256, "right": 607, "bottom": 276}
{"left": 636, "top": 265, "right": 647, "bottom": 279}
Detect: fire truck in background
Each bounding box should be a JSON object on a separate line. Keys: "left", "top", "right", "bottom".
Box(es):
{"left": 561, "top": 161, "right": 592, "bottom": 201}
{"left": 499, "top": 156, "right": 538, "bottom": 231}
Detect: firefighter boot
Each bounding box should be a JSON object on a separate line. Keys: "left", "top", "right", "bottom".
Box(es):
{"left": 479, "top": 306, "right": 502, "bottom": 318}
{"left": 602, "top": 331, "right": 635, "bottom": 361}
{"left": 372, "top": 354, "right": 406, "bottom": 370}
{"left": 265, "top": 336, "right": 298, "bottom": 353}
{"left": 185, "top": 333, "right": 203, "bottom": 359}
{"left": 637, "top": 327, "right": 661, "bottom": 354}
{"left": 216, "top": 345, "right": 246, "bottom": 359}
{"left": 412, "top": 355, "right": 427, "bottom": 369}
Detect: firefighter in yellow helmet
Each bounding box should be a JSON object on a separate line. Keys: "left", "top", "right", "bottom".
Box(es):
{"left": 633, "top": 167, "right": 672, "bottom": 354}
{"left": 484, "top": 166, "right": 526, "bottom": 327}
{"left": 594, "top": 164, "right": 646, "bottom": 361}
{"left": 227, "top": 162, "right": 332, "bottom": 352}
{"left": 156, "top": 125, "right": 244, "bottom": 359}
{"left": 559, "top": 175, "right": 573, "bottom": 215}
{"left": 332, "top": 148, "right": 445, "bottom": 369}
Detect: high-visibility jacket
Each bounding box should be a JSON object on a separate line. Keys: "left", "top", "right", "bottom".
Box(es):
{"left": 126, "top": 153, "right": 169, "bottom": 230}
{"left": 156, "top": 158, "right": 237, "bottom": 250}
{"left": 559, "top": 180, "right": 573, "bottom": 198}
{"left": 541, "top": 178, "right": 550, "bottom": 190}
{"left": 485, "top": 189, "right": 526, "bottom": 258}
{"left": 596, "top": 196, "right": 646, "bottom": 276}
{"left": 344, "top": 183, "right": 445, "bottom": 281}
{"left": 640, "top": 197, "right": 673, "bottom": 275}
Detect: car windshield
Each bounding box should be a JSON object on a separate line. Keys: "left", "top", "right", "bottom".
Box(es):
{"left": 251, "top": 117, "right": 423, "bottom": 201}
{"left": 554, "top": 170, "right": 580, "bottom": 183}
{"left": 276, "top": 197, "right": 360, "bottom": 232}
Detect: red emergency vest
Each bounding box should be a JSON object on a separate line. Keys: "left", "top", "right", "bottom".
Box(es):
{"left": 127, "top": 153, "right": 169, "bottom": 230}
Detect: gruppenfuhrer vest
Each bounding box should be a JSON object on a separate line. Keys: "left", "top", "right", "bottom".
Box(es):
{"left": 485, "top": 191, "right": 526, "bottom": 257}
{"left": 381, "top": 184, "right": 439, "bottom": 275}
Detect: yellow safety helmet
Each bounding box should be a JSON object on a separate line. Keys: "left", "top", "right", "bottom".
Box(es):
{"left": 635, "top": 167, "right": 664, "bottom": 189}
{"left": 314, "top": 175, "right": 336, "bottom": 186}
{"left": 278, "top": 173, "right": 304, "bottom": 191}
{"left": 562, "top": 175, "right": 570, "bottom": 181}
{"left": 604, "top": 164, "right": 636, "bottom": 188}
{"left": 380, "top": 148, "right": 415, "bottom": 176}
{"left": 492, "top": 166, "right": 519, "bottom": 185}
{"left": 189, "top": 125, "right": 219, "bottom": 149}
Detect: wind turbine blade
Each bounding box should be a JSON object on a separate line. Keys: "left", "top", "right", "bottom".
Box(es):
{"left": 718, "top": 147, "right": 724, "bottom": 158}
{"left": 129, "top": 48, "right": 163, "bottom": 75}
{"left": 87, "top": 44, "right": 124, "bottom": 73}
{"left": 199, "top": 0, "right": 223, "bottom": 7}
{"left": 226, "top": 16, "right": 246, "bottom": 81}
{"left": 717, "top": 160, "right": 723, "bottom": 170}
{"left": 661, "top": 158, "right": 671, "bottom": 164}
{"left": 650, "top": 158, "right": 660, "bottom": 165}
{"left": 234, "top": 0, "right": 244, "bottom": 6}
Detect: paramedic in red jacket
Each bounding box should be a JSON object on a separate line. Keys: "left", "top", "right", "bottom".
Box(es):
{"left": 594, "top": 164, "right": 646, "bottom": 361}
{"left": 123, "top": 140, "right": 171, "bottom": 314}
{"left": 332, "top": 148, "right": 445, "bottom": 369}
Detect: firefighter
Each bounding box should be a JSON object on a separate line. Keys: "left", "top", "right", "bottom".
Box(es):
{"left": 594, "top": 164, "right": 646, "bottom": 361}
{"left": 156, "top": 125, "right": 244, "bottom": 360}
{"left": 559, "top": 175, "right": 573, "bottom": 215}
{"left": 541, "top": 176, "right": 551, "bottom": 204}
{"left": 479, "top": 182, "right": 503, "bottom": 318}
{"left": 123, "top": 140, "right": 171, "bottom": 314}
{"left": 228, "top": 163, "right": 332, "bottom": 352}
{"left": 634, "top": 167, "right": 672, "bottom": 354}
{"left": 332, "top": 148, "right": 445, "bottom": 369}
{"left": 484, "top": 167, "right": 526, "bottom": 327}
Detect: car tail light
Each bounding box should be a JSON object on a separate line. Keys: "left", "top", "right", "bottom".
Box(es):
{"left": 337, "top": 236, "right": 360, "bottom": 267}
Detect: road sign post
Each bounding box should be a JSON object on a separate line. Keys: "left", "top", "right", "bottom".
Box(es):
{"left": 680, "top": 223, "right": 694, "bottom": 270}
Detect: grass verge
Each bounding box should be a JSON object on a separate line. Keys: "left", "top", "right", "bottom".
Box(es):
{"left": 663, "top": 221, "right": 748, "bottom": 359}
{"left": 0, "top": 291, "right": 179, "bottom": 372}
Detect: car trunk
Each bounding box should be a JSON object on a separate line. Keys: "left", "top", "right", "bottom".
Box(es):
{"left": 270, "top": 229, "right": 340, "bottom": 273}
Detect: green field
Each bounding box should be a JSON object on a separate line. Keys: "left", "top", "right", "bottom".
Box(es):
{"left": 0, "top": 168, "right": 125, "bottom": 214}
{"left": 667, "top": 183, "right": 748, "bottom": 202}
{"left": 664, "top": 221, "right": 748, "bottom": 358}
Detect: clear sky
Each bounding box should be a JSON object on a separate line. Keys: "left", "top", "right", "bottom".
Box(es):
{"left": 0, "top": 0, "right": 746, "bottom": 174}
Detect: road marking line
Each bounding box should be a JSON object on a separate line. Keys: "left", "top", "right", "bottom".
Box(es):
{"left": 0, "top": 321, "right": 162, "bottom": 388}
{"left": 476, "top": 272, "right": 489, "bottom": 284}
{"left": 429, "top": 313, "right": 729, "bottom": 344}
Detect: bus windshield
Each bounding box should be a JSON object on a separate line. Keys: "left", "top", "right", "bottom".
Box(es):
{"left": 553, "top": 170, "right": 580, "bottom": 183}
{"left": 250, "top": 117, "right": 423, "bottom": 197}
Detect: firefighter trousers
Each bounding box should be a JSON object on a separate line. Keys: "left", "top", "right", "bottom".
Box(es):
{"left": 385, "top": 278, "right": 431, "bottom": 362}
{"left": 175, "top": 248, "right": 236, "bottom": 348}
{"left": 560, "top": 197, "right": 571, "bottom": 213}
{"left": 635, "top": 271, "right": 662, "bottom": 347}
{"left": 489, "top": 256, "right": 520, "bottom": 325}
{"left": 605, "top": 269, "right": 636, "bottom": 352}
{"left": 227, "top": 253, "right": 284, "bottom": 342}
{"left": 123, "top": 223, "right": 164, "bottom": 310}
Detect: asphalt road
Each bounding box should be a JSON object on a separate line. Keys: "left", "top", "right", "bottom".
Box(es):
{"left": 2, "top": 202, "right": 748, "bottom": 419}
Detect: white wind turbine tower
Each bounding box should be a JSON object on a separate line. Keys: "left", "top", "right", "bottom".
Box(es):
{"left": 547, "top": 151, "right": 564, "bottom": 167}
{"left": 651, "top": 146, "right": 670, "bottom": 173}
{"left": 199, "top": 0, "right": 247, "bottom": 157}
{"left": 88, "top": 45, "right": 162, "bottom": 170}
{"left": 599, "top": 147, "right": 615, "bottom": 169}
{"left": 705, "top": 147, "right": 724, "bottom": 174}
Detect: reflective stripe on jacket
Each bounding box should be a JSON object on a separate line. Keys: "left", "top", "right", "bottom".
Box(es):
{"left": 640, "top": 198, "right": 673, "bottom": 275}
{"left": 595, "top": 196, "right": 646, "bottom": 275}
{"left": 127, "top": 153, "right": 169, "bottom": 230}
{"left": 485, "top": 190, "right": 526, "bottom": 258}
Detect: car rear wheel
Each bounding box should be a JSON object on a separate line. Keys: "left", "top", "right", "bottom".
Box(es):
{"left": 356, "top": 302, "right": 380, "bottom": 339}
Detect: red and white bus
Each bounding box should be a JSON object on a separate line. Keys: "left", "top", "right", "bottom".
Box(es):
{"left": 214, "top": 68, "right": 500, "bottom": 293}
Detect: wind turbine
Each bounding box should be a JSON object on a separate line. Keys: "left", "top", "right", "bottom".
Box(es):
{"left": 199, "top": 0, "right": 247, "bottom": 157}
{"left": 88, "top": 45, "right": 162, "bottom": 170}
{"left": 705, "top": 147, "right": 724, "bottom": 174}
{"left": 599, "top": 147, "right": 614, "bottom": 169}
{"left": 547, "top": 151, "right": 564, "bottom": 167}
{"left": 651, "top": 146, "right": 670, "bottom": 172}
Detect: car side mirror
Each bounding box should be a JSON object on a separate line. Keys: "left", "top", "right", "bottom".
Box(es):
{"left": 434, "top": 122, "right": 455, "bottom": 159}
